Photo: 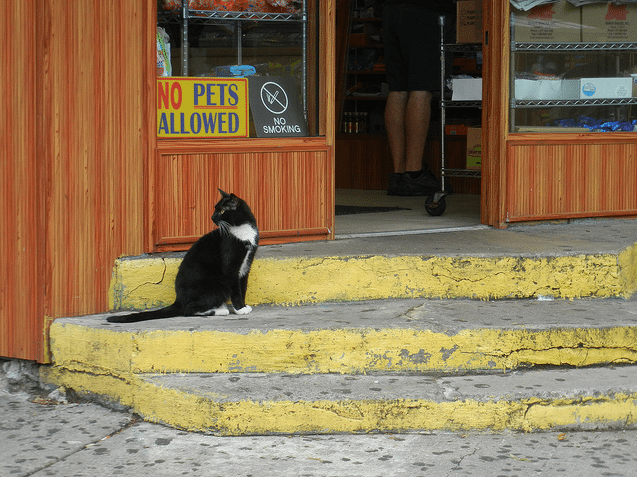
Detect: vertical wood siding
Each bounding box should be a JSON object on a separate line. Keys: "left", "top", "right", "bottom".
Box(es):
{"left": 1, "top": 1, "right": 41, "bottom": 360}
{"left": 154, "top": 143, "right": 334, "bottom": 249}
{"left": 481, "top": 0, "right": 509, "bottom": 227}
{"left": 1, "top": 1, "right": 150, "bottom": 362}
{"left": 506, "top": 138, "right": 637, "bottom": 222}
{"left": 39, "top": 1, "right": 147, "bottom": 323}
{"left": 2, "top": 1, "right": 334, "bottom": 362}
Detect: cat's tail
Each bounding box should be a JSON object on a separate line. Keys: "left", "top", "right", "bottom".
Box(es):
{"left": 106, "top": 302, "right": 182, "bottom": 323}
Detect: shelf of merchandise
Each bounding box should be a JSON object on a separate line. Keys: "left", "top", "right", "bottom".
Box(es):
{"left": 439, "top": 18, "right": 482, "bottom": 190}
{"left": 158, "top": 2, "right": 308, "bottom": 112}
{"left": 512, "top": 41, "right": 637, "bottom": 52}
{"left": 509, "top": 41, "right": 637, "bottom": 128}
{"left": 340, "top": 5, "right": 385, "bottom": 135}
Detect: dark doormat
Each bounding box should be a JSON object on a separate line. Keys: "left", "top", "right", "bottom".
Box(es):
{"left": 335, "top": 205, "right": 411, "bottom": 216}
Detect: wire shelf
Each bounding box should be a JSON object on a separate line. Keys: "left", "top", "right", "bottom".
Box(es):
{"left": 512, "top": 42, "right": 637, "bottom": 52}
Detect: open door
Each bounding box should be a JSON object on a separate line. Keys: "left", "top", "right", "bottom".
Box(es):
{"left": 480, "top": 0, "right": 509, "bottom": 228}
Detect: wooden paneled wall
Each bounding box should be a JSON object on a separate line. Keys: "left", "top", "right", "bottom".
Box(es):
{"left": 38, "top": 1, "right": 148, "bottom": 322}
{"left": 480, "top": 2, "right": 637, "bottom": 226}
{"left": 1, "top": 1, "right": 152, "bottom": 362}
{"left": 1, "top": 1, "right": 41, "bottom": 361}
{"left": 2, "top": 1, "right": 334, "bottom": 362}
{"left": 480, "top": 0, "right": 508, "bottom": 227}
{"left": 154, "top": 141, "right": 333, "bottom": 249}
{"left": 506, "top": 136, "right": 637, "bottom": 222}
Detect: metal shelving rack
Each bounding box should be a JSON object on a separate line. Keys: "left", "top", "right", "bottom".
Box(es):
{"left": 427, "top": 15, "right": 481, "bottom": 216}
{"left": 339, "top": 0, "right": 387, "bottom": 136}
{"left": 510, "top": 41, "right": 637, "bottom": 131}
{"left": 159, "top": 2, "right": 308, "bottom": 114}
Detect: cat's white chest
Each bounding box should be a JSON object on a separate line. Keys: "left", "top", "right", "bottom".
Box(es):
{"left": 228, "top": 223, "right": 258, "bottom": 246}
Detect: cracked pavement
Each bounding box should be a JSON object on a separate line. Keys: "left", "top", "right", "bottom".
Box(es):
{"left": 3, "top": 387, "right": 637, "bottom": 476}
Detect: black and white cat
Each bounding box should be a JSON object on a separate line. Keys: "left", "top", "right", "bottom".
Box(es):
{"left": 107, "top": 189, "right": 259, "bottom": 323}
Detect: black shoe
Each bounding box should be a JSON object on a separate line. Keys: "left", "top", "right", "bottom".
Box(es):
{"left": 397, "top": 169, "right": 441, "bottom": 196}
{"left": 387, "top": 173, "right": 403, "bottom": 195}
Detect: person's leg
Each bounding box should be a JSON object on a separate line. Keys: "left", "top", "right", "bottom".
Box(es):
{"left": 384, "top": 90, "right": 408, "bottom": 174}
{"left": 396, "top": 90, "right": 439, "bottom": 196}
{"left": 404, "top": 90, "right": 433, "bottom": 173}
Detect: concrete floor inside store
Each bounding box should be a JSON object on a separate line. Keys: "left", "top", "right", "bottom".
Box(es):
{"left": 334, "top": 189, "right": 484, "bottom": 238}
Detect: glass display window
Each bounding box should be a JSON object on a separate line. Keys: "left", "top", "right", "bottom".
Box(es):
{"left": 157, "top": 0, "right": 320, "bottom": 137}
{"left": 510, "top": 1, "right": 637, "bottom": 133}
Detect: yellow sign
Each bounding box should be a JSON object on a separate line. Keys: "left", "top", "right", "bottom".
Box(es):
{"left": 157, "top": 78, "right": 249, "bottom": 138}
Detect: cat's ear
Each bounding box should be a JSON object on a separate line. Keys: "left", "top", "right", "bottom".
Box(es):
{"left": 218, "top": 188, "right": 231, "bottom": 198}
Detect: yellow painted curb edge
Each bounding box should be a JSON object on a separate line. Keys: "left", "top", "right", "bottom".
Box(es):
{"left": 49, "top": 321, "right": 637, "bottom": 375}
{"left": 109, "top": 252, "right": 634, "bottom": 311}
{"left": 42, "top": 366, "right": 637, "bottom": 436}
{"left": 619, "top": 243, "right": 637, "bottom": 297}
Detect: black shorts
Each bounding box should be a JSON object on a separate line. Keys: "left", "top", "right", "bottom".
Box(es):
{"left": 383, "top": 4, "right": 441, "bottom": 92}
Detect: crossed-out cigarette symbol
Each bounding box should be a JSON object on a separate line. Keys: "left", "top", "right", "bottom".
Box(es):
{"left": 260, "top": 82, "right": 288, "bottom": 114}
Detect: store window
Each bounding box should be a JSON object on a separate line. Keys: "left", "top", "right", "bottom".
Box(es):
{"left": 157, "top": 0, "right": 319, "bottom": 138}
{"left": 510, "top": 1, "right": 637, "bottom": 133}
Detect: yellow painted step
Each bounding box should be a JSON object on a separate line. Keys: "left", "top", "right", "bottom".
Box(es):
{"left": 50, "top": 299, "right": 637, "bottom": 375}
{"left": 109, "top": 225, "right": 637, "bottom": 309}
{"left": 42, "top": 367, "right": 637, "bottom": 436}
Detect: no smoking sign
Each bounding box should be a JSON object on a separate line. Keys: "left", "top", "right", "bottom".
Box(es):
{"left": 248, "top": 76, "right": 307, "bottom": 137}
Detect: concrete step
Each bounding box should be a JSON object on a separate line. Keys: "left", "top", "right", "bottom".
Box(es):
{"left": 50, "top": 298, "right": 637, "bottom": 375}
{"left": 119, "top": 366, "right": 637, "bottom": 435}
{"left": 109, "top": 220, "right": 637, "bottom": 309}
{"left": 45, "top": 366, "right": 637, "bottom": 436}
{"left": 44, "top": 297, "right": 637, "bottom": 435}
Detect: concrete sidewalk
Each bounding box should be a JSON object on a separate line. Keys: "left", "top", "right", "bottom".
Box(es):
{"left": 3, "top": 385, "right": 637, "bottom": 476}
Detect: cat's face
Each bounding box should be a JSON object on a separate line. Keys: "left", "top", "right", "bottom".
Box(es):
{"left": 212, "top": 190, "right": 246, "bottom": 227}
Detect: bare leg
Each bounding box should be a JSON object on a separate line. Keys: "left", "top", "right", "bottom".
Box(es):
{"left": 404, "top": 91, "right": 433, "bottom": 172}
{"left": 385, "top": 90, "right": 433, "bottom": 174}
{"left": 384, "top": 91, "right": 408, "bottom": 173}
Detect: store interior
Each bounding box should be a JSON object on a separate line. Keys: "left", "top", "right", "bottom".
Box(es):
{"left": 334, "top": 190, "right": 482, "bottom": 238}
{"left": 335, "top": 0, "right": 483, "bottom": 237}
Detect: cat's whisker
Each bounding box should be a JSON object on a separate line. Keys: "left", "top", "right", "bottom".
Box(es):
{"left": 217, "top": 220, "right": 230, "bottom": 235}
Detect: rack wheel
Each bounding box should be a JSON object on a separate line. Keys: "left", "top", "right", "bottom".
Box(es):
{"left": 425, "top": 194, "right": 446, "bottom": 216}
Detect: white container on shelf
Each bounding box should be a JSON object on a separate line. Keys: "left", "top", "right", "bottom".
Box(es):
{"left": 514, "top": 79, "right": 564, "bottom": 100}
{"left": 451, "top": 78, "right": 482, "bottom": 100}
{"left": 561, "top": 78, "right": 633, "bottom": 99}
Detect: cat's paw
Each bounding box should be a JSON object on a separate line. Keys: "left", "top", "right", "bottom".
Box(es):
{"left": 234, "top": 305, "right": 252, "bottom": 315}
{"left": 214, "top": 306, "right": 230, "bottom": 316}
{"left": 195, "top": 303, "right": 229, "bottom": 316}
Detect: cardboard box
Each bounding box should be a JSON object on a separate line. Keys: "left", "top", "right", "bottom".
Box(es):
{"left": 514, "top": 79, "right": 564, "bottom": 100}
{"left": 349, "top": 33, "right": 366, "bottom": 48}
{"left": 511, "top": 0, "right": 581, "bottom": 42}
{"left": 561, "top": 77, "right": 633, "bottom": 99}
{"left": 451, "top": 78, "right": 482, "bottom": 100}
{"left": 582, "top": 3, "right": 637, "bottom": 42}
{"left": 445, "top": 124, "right": 468, "bottom": 136}
{"left": 453, "top": 57, "right": 479, "bottom": 74}
{"left": 456, "top": 1, "right": 483, "bottom": 44}
{"left": 466, "top": 127, "right": 481, "bottom": 170}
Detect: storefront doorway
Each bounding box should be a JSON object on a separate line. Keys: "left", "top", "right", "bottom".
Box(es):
{"left": 335, "top": 0, "right": 483, "bottom": 237}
